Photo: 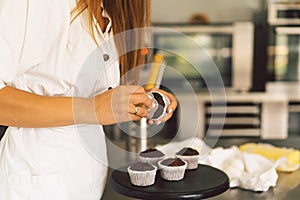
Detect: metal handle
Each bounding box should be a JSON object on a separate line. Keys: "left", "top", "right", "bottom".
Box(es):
{"left": 276, "top": 27, "right": 300, "bottom": 35}
{"left": 153, "top": 26, "right": 234, "bottom": 34}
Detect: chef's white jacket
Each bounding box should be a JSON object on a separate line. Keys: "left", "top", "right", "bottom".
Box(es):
{"left": 0, "top": 0, "right": 120, "bottom": 199}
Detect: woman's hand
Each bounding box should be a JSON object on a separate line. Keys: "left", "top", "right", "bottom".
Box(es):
{"left": 94, "top": 85, "right": 153, "bottom": 125}
{"left": 148, "top": 89, "right": 178, "bottom": 125}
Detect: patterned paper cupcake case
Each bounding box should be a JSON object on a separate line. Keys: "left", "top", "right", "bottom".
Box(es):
{"left": 127, "top": 165, "right": 157, "bottom": 187}
{"left": 158, "top": 160, "right": 187, "bottom": 181}
{"left": 175, "top": 154, "right": 200, "bottom": 170}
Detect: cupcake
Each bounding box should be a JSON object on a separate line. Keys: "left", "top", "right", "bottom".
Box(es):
{"left": 175, "top": 147, "right": 200, "bottom": 170}
{"left": 147, "top": 91, "right": 170, "bottom": 121}
{"left": 158, "top": 158, "right": 187, "bottom": 181}
{"left": 127, "top": 162, "right": 157, "bottom": 187}
{"left": 139, "top": 148, "right": 165, "bottom": 165}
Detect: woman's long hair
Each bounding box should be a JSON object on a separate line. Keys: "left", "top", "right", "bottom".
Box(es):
{"left": 72, "top": 0, "right": 151, "bottom": 84}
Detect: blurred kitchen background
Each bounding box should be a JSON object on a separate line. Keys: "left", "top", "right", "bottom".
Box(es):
{"left": 105, "top": 1, "right": 300, "bottom": 199}
{"left": 148, "top": 0, "right": 300, "bottom": 139}
{"left": 103, "top": 0, "right": 300, "bottom": 159}
{"left": 1, "top": 0, "right": 300, "bottom": 155}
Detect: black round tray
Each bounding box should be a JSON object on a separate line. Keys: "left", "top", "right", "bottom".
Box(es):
{"left": 110, "top": 164, "right": 229, "bottom": 200}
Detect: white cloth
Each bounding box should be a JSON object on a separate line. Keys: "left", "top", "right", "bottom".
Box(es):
{"left": 200, "top": 146, "right": 278, "bottom": 192}
{"left": 156, "top": 138, "right": 278, "bottom": 192}
{"left": 0, "top": 0, "right": 119, "bottom": 199}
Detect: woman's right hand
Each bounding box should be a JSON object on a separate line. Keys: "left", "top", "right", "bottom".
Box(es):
{"left": 94, "top": 85, "right": 153, "bottom": 125}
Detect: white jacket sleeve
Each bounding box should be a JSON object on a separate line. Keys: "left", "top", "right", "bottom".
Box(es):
{"left": 0, "top": 0, "right": 70, "bottom": 90}
{"left": 0, "top": 0, "right": 28, "bottom": 89}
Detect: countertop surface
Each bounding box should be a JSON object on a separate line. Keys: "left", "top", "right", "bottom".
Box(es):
{"left": 2, "top": 127, "right": 298, "bottom": 199}
{"left": 203, "top": 137, "right": 300, "bottom": 200}
{"left": 102, "top": 137, "right": 300, "bottom": 200}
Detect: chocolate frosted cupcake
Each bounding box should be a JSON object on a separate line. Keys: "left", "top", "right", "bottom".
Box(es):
{"left": 127, "top": 162, "right": 157, "bottom": 187}
{"left": 158, "top": 158, "right": 187, "bottom": 181}
{"left": 175, "top": 147, "right": 200, "bottom": 170}
{"left": 139, "top": 148, "right": 165, "bottom": 165}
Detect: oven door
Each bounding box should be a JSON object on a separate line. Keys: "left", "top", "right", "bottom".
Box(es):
{"left": 268, "top": 27, "right": 300, "bottom": 82}
{"left": 152, "top": 22, "right": 254, "bottom": 92}
{"left": 268, "top": 4, "right": 300, "bottom": 25}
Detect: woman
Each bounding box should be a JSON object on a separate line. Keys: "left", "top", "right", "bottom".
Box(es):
{"left": 0, "top": 0, "right": 177, "bottom": 199}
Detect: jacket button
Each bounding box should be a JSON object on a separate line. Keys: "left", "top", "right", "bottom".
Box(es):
{"left": 103, "top": 54, "right": 109, "bottom": 62}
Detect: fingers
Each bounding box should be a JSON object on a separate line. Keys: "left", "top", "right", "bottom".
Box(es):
{"left": 167, "top": 95, "right": 177, "bottom": 114}
{"left": 129, "top": 114, "right": 143, "bottom": 121}
{"left": 135, "top": 107, "right": 148, "bottom": 118}
{"left": 156, "top": 89, "right": 177, "bottom": 114}
{"left": 129, "top": 93, "right": 153, "bottom": 108}
{"left": 150, "top": 112, "right": 174, "bottom": 125}
{"left": 110, "top": 86, "right": 177, "bottom": 124}
{"left": 117, "top": 85, "right": 152, "bottom": 108}
{"left": 128, "top": 104, "right": 139, "bottom": 115}
{"left": 133, "top": 86, "right": 147, "bottom": 94}
{"left": 128, "top": 107, "right": 153, "bottom": 122}
{"left": 128, "top": 104, "right": 149, "bottom": 118}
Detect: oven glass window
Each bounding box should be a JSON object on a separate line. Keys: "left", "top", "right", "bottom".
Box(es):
{"left": 277, "top": 10, "right": 300, "bottom": 19}
{"left": 268, "top": 33, "right": 300, "bottom": 81}
{"left": 153, "top": 33, "right": 232, "bottom": 91}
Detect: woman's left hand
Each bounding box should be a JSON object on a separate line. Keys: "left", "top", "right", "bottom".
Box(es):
{"left": 148, "top": 89, "right": 177, "bottom": 125}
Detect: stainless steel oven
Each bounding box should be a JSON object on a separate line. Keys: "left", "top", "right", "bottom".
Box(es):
{"left": 268, "top": 2, "right": 300, "bottom": 25}
{"left": 267, "top": 26, "right": 300, "bottom": 81}
{"left": 152, "top": 22, "right": 254, "bottom": 92}
{"left": 151, "top": 22, "right": 285, "bottom": 139}
{"left": 267, "top": 2, "right": 300, "bottom": 82}
{"left": 266, "top": 2, "right": 300, "bottom": 137}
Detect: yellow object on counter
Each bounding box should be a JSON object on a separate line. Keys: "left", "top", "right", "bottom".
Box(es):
{"left": 240, "top": 143, "right": 300, "bottom": 172}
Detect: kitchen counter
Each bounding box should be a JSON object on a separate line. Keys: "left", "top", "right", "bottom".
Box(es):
{"left": 206, "top": 137, "right": 300, "bottom": 200}
{"left": 102, "top": 137, "right": 300, "bottom": 200}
